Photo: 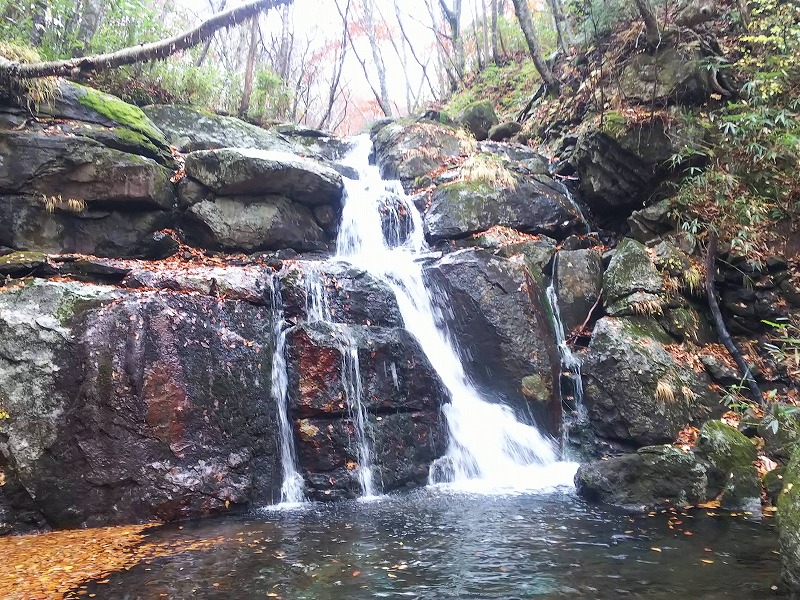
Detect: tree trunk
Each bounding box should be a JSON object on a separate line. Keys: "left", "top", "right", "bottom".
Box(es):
{"left": 633, "top": 0, "right": 661, "bottom": 46}
{"left": 481, "top": 0, "right": 491, "bottom": 68}
{"left": 510, "top": 0, "right": 559, "bottom": 93}
{"left": 545, "top": 0, "right": 569, "bottom": 54}
{"left": 239, "top": 15, "right": 260, "bottom": 117}
{"left": 363, "top": 0, "right": 392, "bottom": 117}
{"left": 0, "top": 0, "right": 292, "bottom": 80}
{"left": 195, "top": 0, "right": 228, "bottom": 67}
{"left": 490, "top": 0, "right": 500, "bottom": 64}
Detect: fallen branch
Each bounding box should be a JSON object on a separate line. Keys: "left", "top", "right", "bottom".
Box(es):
{"left": 0, "top": 0, "right": 292, "bottom": 80}
{"left": 705, "top": 231, "right": 764, "bottom": 404}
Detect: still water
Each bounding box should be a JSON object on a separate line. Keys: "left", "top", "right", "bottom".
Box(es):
{"left": 78, "top": 489, "right": 784, "bottom": 599}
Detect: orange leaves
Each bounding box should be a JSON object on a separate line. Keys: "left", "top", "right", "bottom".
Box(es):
{"left": 0, "top": 524, "right": 224, "bottom": 599}
{"left": 674, "top": 425, "right": 700, "bottom": 451}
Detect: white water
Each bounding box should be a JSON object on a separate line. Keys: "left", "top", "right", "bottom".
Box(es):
{"left": 267, "top": 276, "right": 305, "bottom": 505}
{"left": 335, "top": 135, "right": 576, "bottom": 493}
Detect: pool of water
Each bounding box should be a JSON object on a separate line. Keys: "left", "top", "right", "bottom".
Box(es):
{"left": 76, "top": 489, "right": 785, "bottom": 599}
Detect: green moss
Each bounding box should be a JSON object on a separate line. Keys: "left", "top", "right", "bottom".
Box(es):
{"left": 617, "top": 317, "right": 672, "bottom": 344}
{"left": 521, "top": 374, "right": 550, "bottom": 401}
{"left": 75, "top": 84, "right": 167, "bottom": 147}
{"left": 698, "top": 420, "right": 761, "bottom": 507}
{"left": 0, "top": 251, "right": 46, "bottom": 267}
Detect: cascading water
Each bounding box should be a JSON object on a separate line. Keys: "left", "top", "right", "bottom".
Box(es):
{"left": 298, "top": 265, "right": 378, "bottom": 498}
{"left": 334, "top": 135, "right": 576, "bottom": 492}
{"left": 267, "top": 275, "right": 305, "bottom": 504}
{"left": 545, "top": 254, "right": 587, "bottom": 456}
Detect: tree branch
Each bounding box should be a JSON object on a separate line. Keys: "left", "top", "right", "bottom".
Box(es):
{"left": 0, "top": 0, "right": 292, "bottom": 79}
{"left": 705, "top": 231, "right": 764, "bottom": 405}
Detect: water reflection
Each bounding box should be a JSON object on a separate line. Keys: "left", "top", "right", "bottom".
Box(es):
{"left": 78, "top": 490, "right": 785, "bottom": 599}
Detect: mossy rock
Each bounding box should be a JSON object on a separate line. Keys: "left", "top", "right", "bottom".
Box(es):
{"left": 457, "top": 100, "right": 499, "bottom": 141}
{"left": 697, "top": 420, "right": 760, "bottom": 508}
{"left": 604, "top": 238, "right": 664, "bottom": 316}
{"left": 779, "top": 447, "right": 800, "bottom": 592}
{"left": 0, "top": 251, "right": 47, "bottom": 275}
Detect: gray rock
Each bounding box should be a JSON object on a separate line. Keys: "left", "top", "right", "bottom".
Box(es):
{"left": 628, "top": 200, "right": 674, "bottom": 244}
{"left": 554, "top": 249, "right": 604, "bottom": 335}
{"left": 0, "top": 131, "right": 175, "bottom": 210}
{"left": 0, "top": 194, "right": 174, "bottom": 259}
{"left": 779, "top": 448, "right": 800, "bottom": 595}
{"left": 582, "top": 316, "right": 719, "bottom": 451}
{"left": 488, "top": 121, "right": 523, "bottom": 142}
{"left": 143, "top": 104, "right": 297, "bottom": 153}
{"left": 697, "top": 420, "right": 761, "bottom": 509}
{"left": 619, "top": 48, "right": 716, "bottom": 105}
{"left": 183, "top": 196, "right": 328, "bottom": 253}
{"left": 424, "top": 178, "right": 583, "bottom": 243}
{"left": 576, "top": 445, "right": 725, "bottom": 507}
{"left": 184, "top": 148, "right": 344, "bottom": 207}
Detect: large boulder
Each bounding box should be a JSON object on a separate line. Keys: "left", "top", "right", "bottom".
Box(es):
{"left": 371, "top": 119, "right": 474, "bottom": 190}
{"left": 424, "top": 178, "right": 583, "bottom": 243}
{"left": 142, "top": 104, "right": 298, "bottom": 154}
{"left": 582, "top": 317, "right": 719, "bottom": 452}
{"left": 0, "top": 132, "right": 175, "bottom": 210}
{"left": 619, "top": 48, "right": 718, "bottom": 105}
{"left": 0, "top": 280, "right": 281, "bottom": 529}
{"left": 575, "top": 445, "right": 726, "bottom": 507}
{"left": 426, "top": 248, "right": 560, "bottom": 432}
{"left": 183, "top": 148, "right": 344, "bottom": 207}
{"left": 553, "top": 248, "right": 604, "bottom": 335}
{"left": 457, "top": 100, "right": 499, "bottom": 141}
{"left": 183, "top": 196, "right": 328, "bottom": 253}
{"left": 285, "top": 321, "right": 447, "bottom": 500}
{"left": 0, "top": 195, "right": 174, "bottom": 259}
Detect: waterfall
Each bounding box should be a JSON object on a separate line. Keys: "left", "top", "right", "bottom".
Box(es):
{"left": 298, "top": 264, "right": 378, "bottom": 498}
{"left": 545, "top": 254, "right": 587, "bottom": 456}
{"left": 334, "top": 135, "right": 576, "bottom": 492}
{"left": 267, "top": 275, "right": 305, "bottom": 504}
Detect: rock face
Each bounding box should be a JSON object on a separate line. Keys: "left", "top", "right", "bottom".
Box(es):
{"left": 0, "top": 280, "right": 280, "bottom": 529}
{"left": 426, "top": 249, "right": 560, "bottom": 432}
{"left": 779, "top": 447, "right": 800, "bottom": 594}
{"left": 603, "top": 238, "right": 664, "bottom": 316}
{"left": 619, "top": 48, "right": 717, "bottom": 105}
{"left": 285, "top": 322, "right": 448, "bottom": 500}
{"left": 582, "top": 317, "right": 719, "bottom": 452}
{"left": 424, "top": 179, "right": 583, "bottom": 243}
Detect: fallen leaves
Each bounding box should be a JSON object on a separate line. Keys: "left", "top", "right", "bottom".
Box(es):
{"left": 0, "top": 523, "right": 223, "bottom": 599}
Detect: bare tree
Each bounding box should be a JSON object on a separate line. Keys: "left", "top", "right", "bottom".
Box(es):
{"left": 490, "top": 0, "right": 500, "bottom": 64}
{"left": 239, "top": 15, "right": 260, "bottom": 116}
{"left": 318, "top": 0, "right": 352, "bottom": 128}
{"left": 195, "top": 0, "right": 228, "bottom": 67}
{"left": 0, "top": 0, "right": 293, "bottom": 79}
{"left": 510, "top": 0, "right": 559, "bottom": 92}
{"left": 633, "top": 0, "right": 661, "bottom": 46}
{"left": 545, "top": 0, "right": 571, "bottom": 54}
{"left": 438, "top": 0, "right": 465, "bottom": 80}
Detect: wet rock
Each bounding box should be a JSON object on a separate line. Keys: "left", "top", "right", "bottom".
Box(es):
{"left": 182, "top": 196, "right": 329, "bottom": 253}
{"left": 0, "top": 194, "right": 174, "bottom": 259}
{"left": 285, "top": 321, "right": 447, "bottom": 499}
{"left": 279, "top": 261, "right": 403, "bottom": 327}
{"left": 496, "top": 235, "right": 558, "bottom": 273}
{"left": 143, "top": 104, "right": 298, "bottom": 154}
{"left": 554, "top": 249, "right": 604, "bottom": 335}
{"left": 457, "top": 100, "right": 499, "bottom": 141}
{"left": 123, "top": 265, "right": 270, "bottom": 304}
{"left": 0, "top": 132, "right": 175, "bottom": 210}
{"left": 582, "top": 317, "right": 719, "bottom": 451}
{"left": 0, "top": 251, "right": 49, "bottom": 276}
{"left": 697, "top": 420, "right": 760, "bottom": 509}
{"left": 371, "top": 120, "right": 473, "bottom": 191}
{"left": 183, "top": 148, "right": 344, "bottom": 207}
{"left": 628, "top": 200, "right": 674, "bottom": 244}
{"left": 0, "top": 280, "right": 281, "bottom": 528}
{"left": 604, "top": 238, "right": 664, "bottom": 316}
{"left": 575, "top": 445, "right": 725, "bottom": 508}
{"left": 477, "top": 141, "right": 550, "bottom": 174}
{"left": 424, "top": 178, "right": 582, "bottom": 243}
{"left": 426, "top": 249, "right": 560, "bottom": 432}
